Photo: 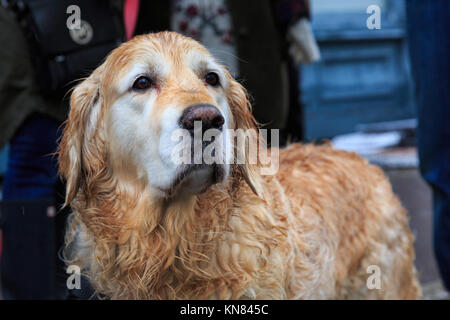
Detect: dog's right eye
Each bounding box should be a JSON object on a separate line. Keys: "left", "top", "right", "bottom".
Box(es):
{"left": 132, "top": 76, "right": 153, "bottom": 90}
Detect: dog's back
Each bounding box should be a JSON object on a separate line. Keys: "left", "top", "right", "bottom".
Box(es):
{"left": 276, "top": 143, "right": 422, "bottom": 299}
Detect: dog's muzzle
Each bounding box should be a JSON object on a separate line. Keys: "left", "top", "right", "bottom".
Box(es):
{"left": 167, "top": 104, "right": 227, "bottom": 196}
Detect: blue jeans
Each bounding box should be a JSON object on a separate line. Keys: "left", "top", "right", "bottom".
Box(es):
{"left": 406, "top": 0, "right": 450, "bottom": 290}
{"left": 2, "top": 113, "right": 61, "bottom": 201}
{"left": 1, "top": 113, "right": 64, "bottom": 299}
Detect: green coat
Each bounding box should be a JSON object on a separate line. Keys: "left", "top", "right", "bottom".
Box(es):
{"left": 0, "top": 7, "right": 67, "bottom": 149}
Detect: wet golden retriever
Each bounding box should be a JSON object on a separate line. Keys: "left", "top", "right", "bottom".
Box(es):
{"left": 58, "top": 32, "right": 421, "bottom": 299}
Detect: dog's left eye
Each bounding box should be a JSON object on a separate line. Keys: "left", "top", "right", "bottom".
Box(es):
{"left": 132, "top": 76, "right": 153, "bottom": 90}
{"left": 205, "top": 72, "right": 220, "bottom": 87}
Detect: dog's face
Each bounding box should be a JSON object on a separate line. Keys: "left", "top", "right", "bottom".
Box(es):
{"left": 103, "top": 33, "right": 235, "bottom": 197}
{"left": 59, "top": 32, "right": 259, "bottom": 202}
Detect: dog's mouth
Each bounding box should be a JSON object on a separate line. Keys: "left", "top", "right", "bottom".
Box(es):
{"left": 162, "top": 164, "right": 226, "bottom": 197}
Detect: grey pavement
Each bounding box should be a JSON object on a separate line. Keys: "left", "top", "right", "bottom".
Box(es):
{"left": 385, "top": 168, "right": 448, "bottom": 299}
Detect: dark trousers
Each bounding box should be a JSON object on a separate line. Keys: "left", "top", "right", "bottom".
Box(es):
{"left": 1, "top": 113, "right": 68, "bottom": 299}
{"left": 2, "top": 113, "right": 60, "bottom": 200}
{"left": 406, "top": 0, "right": 450, "bottom": 290}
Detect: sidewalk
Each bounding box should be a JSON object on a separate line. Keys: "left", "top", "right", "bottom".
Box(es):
{"left": 385, "top": 167, "right": 448, "bottom": 299}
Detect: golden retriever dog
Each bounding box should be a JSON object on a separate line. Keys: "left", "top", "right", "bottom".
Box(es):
{"left": 58, "top": 32, "right": 422, "bottom": 299}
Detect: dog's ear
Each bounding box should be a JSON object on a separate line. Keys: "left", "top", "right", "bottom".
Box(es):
{"left": 58, "top": 65, "right": 104, "bottom": 206}
{"left": 226, "top": 73, "right": 265, "bottom": 199}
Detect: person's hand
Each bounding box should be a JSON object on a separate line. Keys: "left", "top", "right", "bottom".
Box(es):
{"left": 287, "top": 18, "right": 321, "bottom": 65}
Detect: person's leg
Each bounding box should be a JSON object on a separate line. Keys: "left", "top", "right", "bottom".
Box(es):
{"left": 2, "top": 113, "right": 60, "bottom": 200}
{"left": 406, "top": 0, "right": 450, "bottom": 290}
{"left": 1, "top": 112, "right": 65, "bottom": 299}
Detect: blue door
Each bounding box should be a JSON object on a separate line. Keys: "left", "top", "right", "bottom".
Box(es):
{"left": 301, "top": 0, "right": 415, "bottom": 140}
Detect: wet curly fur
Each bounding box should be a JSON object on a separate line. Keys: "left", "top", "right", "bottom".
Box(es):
{"left": 58, "top": 32, "right": 422, "bottom": 299}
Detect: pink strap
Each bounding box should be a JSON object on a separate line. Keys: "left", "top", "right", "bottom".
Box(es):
{"left": 124, "top": 0, "right": 140, "bottom": 41}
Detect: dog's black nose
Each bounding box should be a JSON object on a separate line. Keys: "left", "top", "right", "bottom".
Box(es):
{"left": 180, "top": 104, "right": 224, "bottom": 132}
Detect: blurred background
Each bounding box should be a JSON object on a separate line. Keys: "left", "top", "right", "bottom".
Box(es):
{"left": 302, "top": 0, "right": 415, "bottom": 139}
{"left": 0, "top": 0, "right": 448, "bottom": 299}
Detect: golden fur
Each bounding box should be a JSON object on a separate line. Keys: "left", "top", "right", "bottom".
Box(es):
{"left": 58, "top": 32, "right": 422, "bottom": 299}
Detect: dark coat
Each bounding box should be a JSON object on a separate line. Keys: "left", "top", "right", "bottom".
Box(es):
{"left": 228, "top": 0, "right": 289, "bottom": 130}
{"left": 0, "top": 1, "right": 124, "bottom": 149}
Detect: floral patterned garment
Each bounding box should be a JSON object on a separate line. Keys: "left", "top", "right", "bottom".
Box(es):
{"left": 171, "top": 0, "right": 239, "bottom": 76}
